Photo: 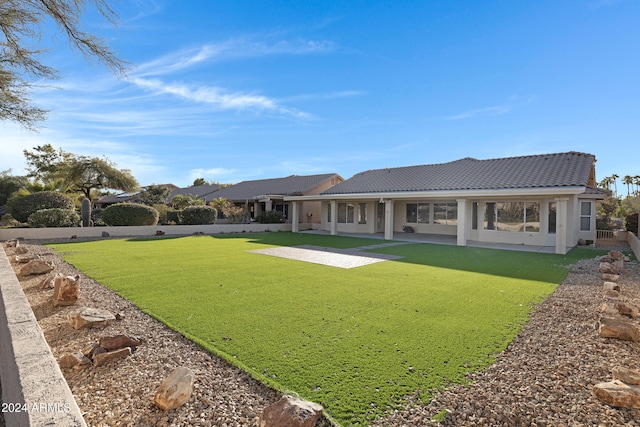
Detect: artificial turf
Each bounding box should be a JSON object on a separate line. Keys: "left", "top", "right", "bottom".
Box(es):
{"left": 47, "top": 233, "right": 602, "bottom": 426}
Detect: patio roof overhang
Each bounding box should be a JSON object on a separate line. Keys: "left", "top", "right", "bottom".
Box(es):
{"left": 284, "top": 186, "right": 588, "bottom": 202}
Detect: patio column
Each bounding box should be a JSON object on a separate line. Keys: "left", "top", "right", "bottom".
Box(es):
{"left": 555, "top": 197, "right": 569, "bottom": 254}
{"left": 384, "top": 200, "right": 394, "bottom": 240}
{"left": 456, "top": 198, "right": 467, "bottom": 247}
{"left": 330, "top": 200, "right": 337, "bottom": 235}
{"left": 264, "top": 199, "right": 272, "bottom": 212}
{"left": 253, "top": 201, "right": 261, "bottom": 217}
{"left": 291, "top": 201, "right": 299, "bottom": 232}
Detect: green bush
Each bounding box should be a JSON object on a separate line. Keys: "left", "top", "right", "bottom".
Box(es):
{"left": 28, "top": 208, "right": 80, "bottom": 228}
{"left": 7, "top": 191, "right": 75, "bottom": 223}
{"left": 166, "top": 209, "right": 181, "bottom": 225}
{"left": 102, "top": 203, "right": 159, "bottom": 226}
{"left": 256, "top": 210, "right": 285, "bottom": 224}
{"left": 180, "top": 205, "right": 217, "bottom": 225}
{"left": 91, "top": 208, "right": 105, "bottom": 226}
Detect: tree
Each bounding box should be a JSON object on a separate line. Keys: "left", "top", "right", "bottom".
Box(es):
{"left": 23, "top": 144, "right": 64, "bottom": 183}
{"left": 170, "top": 194, "right": 204, "bottom": 210}
{"left": 0, "top": 170, "right": 28, "bottom": 205}
{"left": 62, "top": 155, "right": 138, "bottom": 200}
{"left": 139, "top": 184, "right": 171, "bottom": 206}
{"left": 192, "top": 178, "right": 207, "bottom": 186}
{"left": 1, "top": 0, "right": 128, "bottom": 129}
{"left": 623, "top": 175, "right": 633, "bottom": 197}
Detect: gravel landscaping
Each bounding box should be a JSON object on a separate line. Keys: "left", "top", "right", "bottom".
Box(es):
{"left": 3, "top": 238, "right": 640, "bottom": 426}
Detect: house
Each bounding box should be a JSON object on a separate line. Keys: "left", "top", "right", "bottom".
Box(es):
{"left": 204, "top": 173, "right": 343, "bottom": 223}
{"left": 285, "top": 152, "right": 607, "bottom": 254}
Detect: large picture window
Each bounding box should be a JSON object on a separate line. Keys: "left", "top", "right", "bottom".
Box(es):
{"left": 405, "top": 202, "right": 430, "bottom": 223}
{"left": 338, "top": 203, "right": 355, "bottom": 223}
{"left": 485, "top": 201, "right": 540, "bottom": 232}
{"left": 434, "top": 202, "right": 457, "bottom": 225}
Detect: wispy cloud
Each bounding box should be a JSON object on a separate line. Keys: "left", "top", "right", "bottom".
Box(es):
{"left": 442, "top": 105, "right": 512, "bottom": 121}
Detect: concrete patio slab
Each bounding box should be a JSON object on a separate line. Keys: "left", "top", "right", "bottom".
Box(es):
{"left": 249, "top": 245, "right": 404, "bottom": 269}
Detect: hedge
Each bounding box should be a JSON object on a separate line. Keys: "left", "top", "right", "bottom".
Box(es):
{"left": 180, "top": 205, "right": 217, "bottom": 225}
{"left": 102, "top": 203, "right": 159, "bottom": 226}
{"left": 7, "top": 191, "right": 75, "bottom": 223}
{"left": 28, "top": 208, "right": 80, "bottom": 228}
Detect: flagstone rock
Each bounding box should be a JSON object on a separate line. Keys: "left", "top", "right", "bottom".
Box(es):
{"left": 14, "top": 246, "right": 28, "bottom": 255}
{"left": 593, "top": 380, "right": 640, "bottom": 409}
{"left": 15, "top": 254, "right": 35, "bottom": 263}
{"left": 53, "top": 275, "right": 79, "bottom": 306}
{"left": 602, "top": 273, "right": 620, "bottom": 281}
{"left": 613, "top": 367, "right": 640, "bottom": 385}
{"left": 258, "top": 395, "right": 323, "bottom": 427}
{"left": 59, "top": 352, "right": 91, "bottom": 368}
{"left": 67, "top": 307, "right": 115, "bottom": 329}
{"left": 608, "top": 250, "right": 625, "bottom": 260}
{"left": 599, "top": 262, "right": 620, "bottom": 275}
{"left": 603, "top": 282, "right": 621, "bottom": 292}
{"left": 154, "top": 367, "right": 195, "bottom": 411}
{"left": 99, "top": 335, "right": 143, "bottom": 351}
{"left": 598, "top": 316, "right": 640, "bottom": 341}
{"left": 39, "top": 273, "right": 62, "bottom": 289}
{"left": 93, "top": 347, "right": 132, "bottom": 367}
{"left": 18, "top": 259, "right": 54, "bottom": 277}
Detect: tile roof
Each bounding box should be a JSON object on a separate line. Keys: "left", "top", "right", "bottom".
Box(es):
{"left": 206, "top": 173, "right": 341, "bottom": 201}
{"left": 322, "top": 152, "right": 596, "bottom": 195}
{"left": 168, "top": 184, "right": 220, "bottom": 201}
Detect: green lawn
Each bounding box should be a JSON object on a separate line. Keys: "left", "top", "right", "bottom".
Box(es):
{"left": 47, "top": 233, "right": 601, "bottom": 426}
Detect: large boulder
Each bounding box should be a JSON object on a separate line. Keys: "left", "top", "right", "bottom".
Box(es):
{"left": 52, "top": 275, "right": 79, "bottom": 306}
{"left": 598, "top": 316, "right": 640, "bottom": 341}
{"left": 613, "top": 367, "right": 640, "bottom": 385}
{"left": 67, "top": 307, "right": 115, "bottom": 329}
{"left": 593, "top": 380, "right": 640, "bottom": 409}
{"left": 258, "top": 395, "right": 323, "bottom": 427}
{"left": 18, "top": 259, "right": 54, "bottom": 277}
{"left": 599, "top": 262, "right": 620, "bottom": 275}
{"left": 154, "top": 367, "right": 195, "bottom": 411}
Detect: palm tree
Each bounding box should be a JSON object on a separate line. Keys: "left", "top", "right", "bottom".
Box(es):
{"left": 633, "top": 175, "right": 640, "bottom": 196}
{"left": 623, "top": 175, "right": 633, "bottom": 197}
{"left": 610, "top": 174, "right": 619, "bottom": 197}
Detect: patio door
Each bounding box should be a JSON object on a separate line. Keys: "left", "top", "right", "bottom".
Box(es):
{"left": 376, "top": 202, "right": 385, "bottom": 233}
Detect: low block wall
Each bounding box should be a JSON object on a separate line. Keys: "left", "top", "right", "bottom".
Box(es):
{"left": 0, "top": 223, "right": 316, "bottom": 241}
{"left": 0, "top": 247, "right": 86, "bottom": 426}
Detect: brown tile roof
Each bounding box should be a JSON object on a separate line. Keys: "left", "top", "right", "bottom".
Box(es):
{"left": 205, "top": 173, "right": 341, "bottom": 202}
{"left": 322, "top": 152, "right": 596, "bottom": 195}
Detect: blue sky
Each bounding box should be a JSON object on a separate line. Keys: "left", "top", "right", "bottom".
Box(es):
{"left": 1, "top": 0, "right": 639, "bottom": 189}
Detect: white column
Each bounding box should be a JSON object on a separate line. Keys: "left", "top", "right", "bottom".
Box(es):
{"left": 456, "top": 198, "right": 467, "bottom": 246}
{"left": 264, "top": 200, "right": 272, "bottom": 211}
{"left": 384, "top": 200, "right": 394, "bottom": 240}
{"left": 291, "top": 201, "right": 299, "bottom": 232}
{"left": 330, "top": 201, "right": 337, "bottom": 235}
{"left": 555, "top": 198, "right": 569, "bottom": 254}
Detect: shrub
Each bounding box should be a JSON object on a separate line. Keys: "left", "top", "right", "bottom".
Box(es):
{"left": 91, "top": 208, "right": 105, "bottom": 226}
{"left": 256, "top": 210, "right": 285, "bottom": 224}
{"left": 180, "top": 205, "right": 217, "bottom": 225}
{"left": 165, "top": 209, "right": 181, "bottom": 225}
{"left": 625, "top": 212, "right": 639, "bottom": 235}
{"left": 102, "top": 203, "right": 159, "bottom": 226}
{"left": 28, "top": 208, "right": 80, "bottom": 228}
{"left": 7, "top": 191, "right": 75, "bottom": 223}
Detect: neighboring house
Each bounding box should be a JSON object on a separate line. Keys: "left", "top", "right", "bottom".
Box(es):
{"left": 167, "top": 184, "right": 220, "bottom": 205}
{"left": 95, "top": 184, "right": 179, "bottom": 209}
{"left": 285, "top": 152, "right": 607, "bottom": 254}
{"left": 204, "top": 173, "right": 343, "bottom": 223}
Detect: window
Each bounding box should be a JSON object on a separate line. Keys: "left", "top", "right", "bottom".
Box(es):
{"left": 472, "top": 202, "right": 478, "bottom": 230}
{"left": 327, "top": 204, "right": 331, "bottom": 222}
{"left": 405, "top": 202, "right": 430, "bottom": 223}
{"left": 486, "top": 201, "right": 540, "bottom": 232}
{"left": 548, "top": 202, "right": 556, "bottom": 234}
{"left": 358, "top": 203, "right": 367, "bottom": 224}
{"left": 434, "top": 202, "right": 457, "bottom": 225}
{"left": 580, "top": 201, "right": 592, "bottom": 231}
{"left": 274, "top": 203, "right": 288, "bottom": 218}
{"left": 338, "top": 203, "right": 355, "bottom": 223}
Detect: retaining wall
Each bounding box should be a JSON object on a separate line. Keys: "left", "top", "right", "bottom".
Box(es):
{"left": 0, "top": 223, "right": 316, "bottom": 241}
{"left": 0, "top": 246, "right": 86, "bottom": 426}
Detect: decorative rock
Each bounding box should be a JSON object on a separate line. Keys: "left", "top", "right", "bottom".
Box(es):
{"left": 613, "top": 367, "right": 640, "bottom": 385}
{"left": 154, "top": 367, "right": 195, "bottom": 411}
{"left": 615, "top": 302, "right": 640, "bottom": 318}
{"left": 155, "top": 230, "right": 165, "bottom": 236}
{"left": 593, "top": 380, "right": 640, "bottom": 409}
{"left": 608, "top": 250, "right": 625, "bottom": 260}
{"left": 59, "top": 352, "right": 91, "bottom": 368}
{"left": 603, "top": 282, "right": 621, "bottom": 292}
{"left": 602, "top": 273, "right": 620, "bottom": 281}
{"left": 67, "top": 307, "right": 116, "bottom": 329}
{"left": 5, "top": 239, "right": 19, "bottom": 248}
{"left": 598, "top": 316, "right": 640, "bottom": 341}
{"left": 258, "top": 395, "right": 323, "bottom": 427}
{"left": 599, "top": 262, "right": 620, "bottom": 275}
{"left": 53, "top": 275, "right": 79, "bottom": 306}
{"left": 603, "top": 289, "right": 620, "bottom": 300}
{"left": 102, "top": 231, "right": 110, "bottom": 237}
{"left": 99, "top": 335, "right": 143, "bottom": 351}
{"left": 18, "top": 259, "right": 54, "bottom": 277}
{"left": 14, "top": 246, "right": 28, "bottom": 255}
{"left": 93, "top": 347, "right": 132, "bottom": 367}
{"left": 39, "top": 273, "right": 62, "bottom": 289}
{"left": 15, "top": 254, "right": 35, "bottom": 263}
{"left": 612, "top": 259, "right": 625, "bottom": 270}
